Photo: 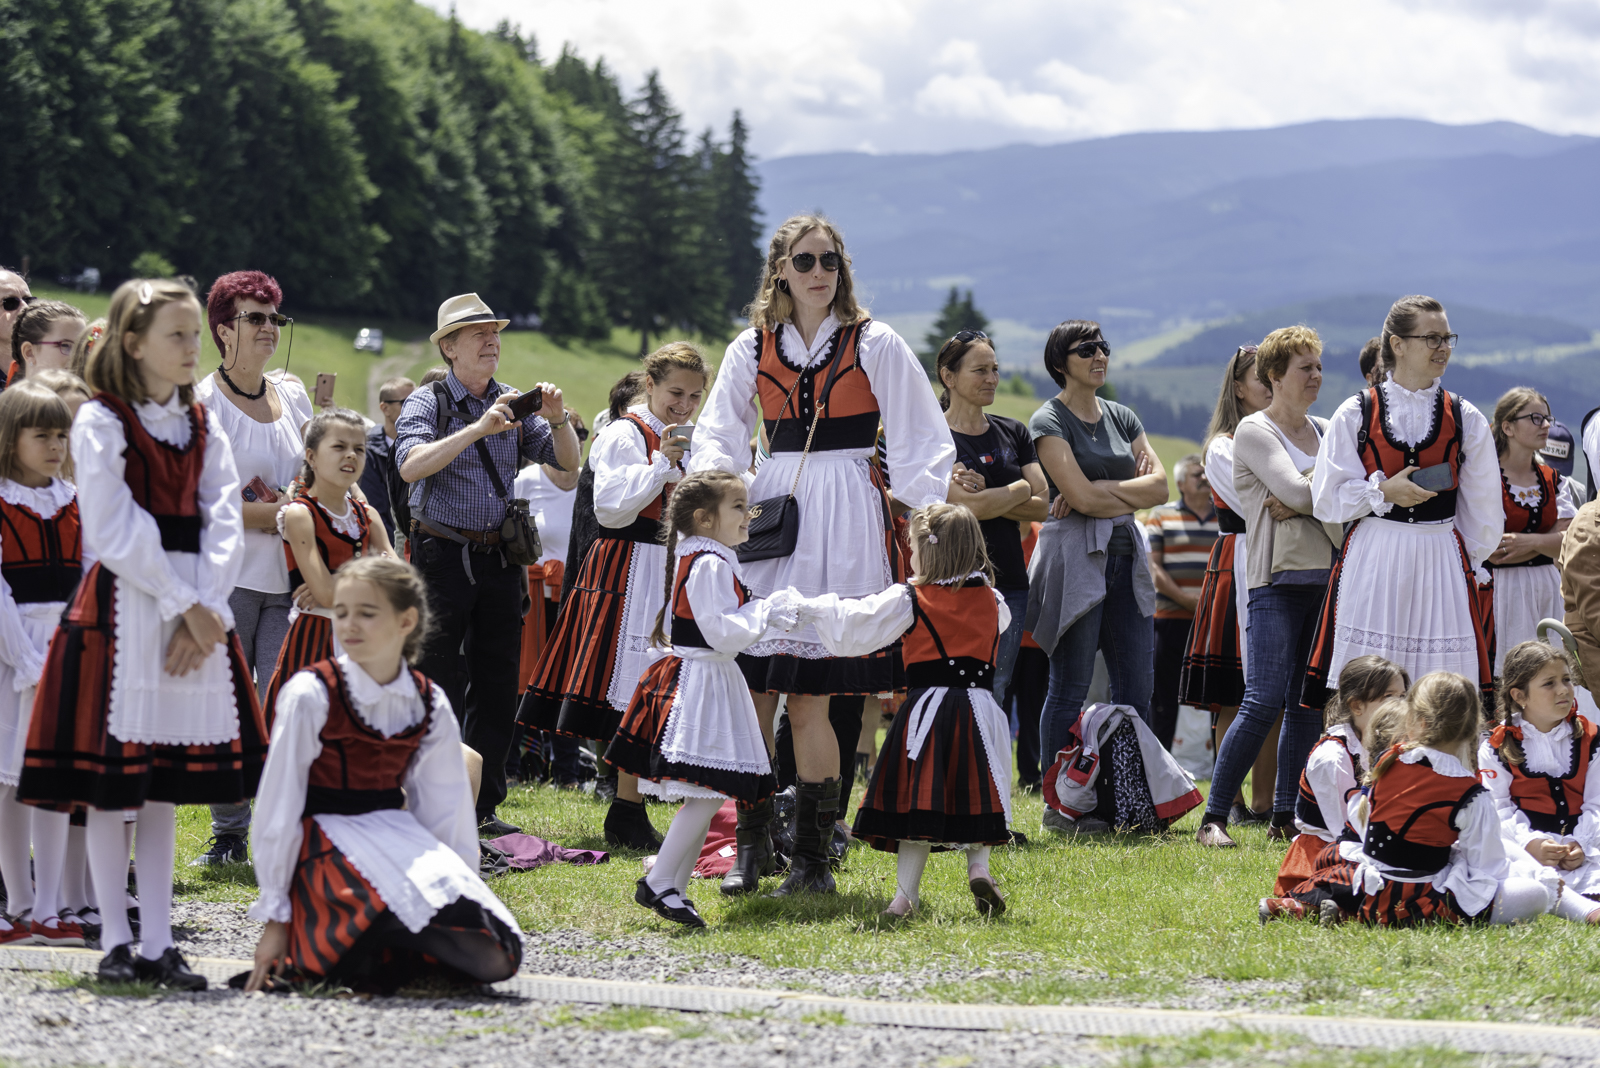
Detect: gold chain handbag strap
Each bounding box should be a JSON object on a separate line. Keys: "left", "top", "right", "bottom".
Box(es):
{"left": 788, "top": 397, "right": 826, "bottom": 499}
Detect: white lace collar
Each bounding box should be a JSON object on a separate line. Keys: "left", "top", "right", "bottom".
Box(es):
{"left": 313, "top": 491, "right": 363, "bottom": 539}
{"left": 0, "top": 477, "right": 75, "bottom": 518}
{"left": 779, "top": 312, "right": 844, "bottom": 365}
{"left": 628, "top": 404, "right": 667, "bottom": 435}
{"left": 1380, "top": 373, "right": 1443, "bottom": 449}
{"left": 133, "top": 391, "right": 194, "bottom": 448}
{"left": 1511, "top": 712, "right": 1575, "bottom": 777}
{"left": 676, "top": 534, "right": 737, "bottom": 565}
{"left": 1401, "top": 744, "right": 1476, "bottom": 778}
{"left": 933, "top": 570, "right": 989, "bottom": 586}
{"left": 334, "top": 654, "right": 427, "bottom": 738}
{"left": 1327, "top": 721, "right": 1362, "bottom": 749}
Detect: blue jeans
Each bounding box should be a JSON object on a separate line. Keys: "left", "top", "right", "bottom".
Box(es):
{"left": 1039, "top": 554, "right": 1155, "bottom": 763}
{"left": 1203, "top": 583, "right": 1326, "bottom": 822}
{"left": 210, "top": 586, "right": 292, "bottom": 837}
{"left": 992, "top": 587, "right": 1029, "bottom": 703}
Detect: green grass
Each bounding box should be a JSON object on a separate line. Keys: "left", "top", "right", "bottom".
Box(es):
{"left": 1103, "top": 1029, "right": 1507, "bottom": 1068}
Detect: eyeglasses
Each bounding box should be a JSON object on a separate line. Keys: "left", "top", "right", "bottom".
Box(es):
{"left": 1, "top": 296, "right": 36, "bottom": 313}
{"left": 1507, "top": 412, "right": 1552, "bottom": 428}
{"left": 952, "top": 329, "right": 989, "bottom": 344}
{"left": 1069, "top": 340, "right": 1111, "bottom": 359}
{"left": 378, "top": 395, "right": 408, "bottom": 405}
{"left": 788, "top": 251, "right": 842, "bottom": 273}
{"left": 1398, "top": 333, "right": 1458, "bottom": 351}
{"left": 28, "top": 339, "right": 74, "bottom": 358}
{"left": 576, "top": 425, "right": 590, "bottom": 443}
{"left": 234, "top": 311, "right": 291, "bottom": 329}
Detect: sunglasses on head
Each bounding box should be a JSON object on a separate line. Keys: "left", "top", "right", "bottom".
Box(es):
{"left": 788, "top": 251, "right": 842, "bottom": 273}
{"left": 235, "top": 311, "right": 291, "bottom": 328}
{"left": 953, "top": 329, "right": 989, "bottom": 344}
{"left": 1070, "top": 340, "right": 1110, "bottom": 358}
{"left": 1, "top": 296, "right": 37, "bottom": 313}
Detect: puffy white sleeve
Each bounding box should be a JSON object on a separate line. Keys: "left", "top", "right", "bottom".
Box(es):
{"left": 686, "top": 329, "right": 760, "bottom": 480}
{"left": 1304, "top": 738, "right": 1358, "bottom": 837}
{"left": 247, "top": 670, "right": 330, "bottom": 924}
{"left": 1572, "top": 740, "right": 1600, "bottom": 856}
{"left": 592, "top": 419, "right": 678, "bottom": 529}
{"left": 860, "top": 323, "right": 954, "bottom": 508}
{"left": 0, "top": 536, "right": 47, "bottom": 690}
{"left": 1452, "top": 402, "right": 1505, "bottom": 570}
{"left": 1311, "top": 397, "right": 1386, "bottom": 524}
{"left": 992, "top": 586, "right": 1013, "bottom": 635}
{"left": 401, "top": 686, "right": 478, "bottom": 870}
{"left": 72, "top": 402, "right": 202, "bottom": 622}
{"left": 1477, "top": 741, "right": 1539, "bottom": 848}
{"left": 1205, "top": 436, "right": 1241, "bottom": 514}
{"left": 196, "top": 408, "right": 244, "bottom": 626}
{"left": 799, "top": 584, "right": 915, "bottom": 658}
{"left": 683, "top": 554, "right": 797, "bottom": 654}
{"left": 1448, "top": 787, "right": 1512, "bottom": 915}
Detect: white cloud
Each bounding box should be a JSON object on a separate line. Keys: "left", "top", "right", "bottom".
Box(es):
{"left": 437, "top": 0, "right": 1600, "bottom": 156}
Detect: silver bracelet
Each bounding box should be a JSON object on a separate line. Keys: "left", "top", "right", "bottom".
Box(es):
{"left": 547, "top": 412, "right": 571, "bottom": 429}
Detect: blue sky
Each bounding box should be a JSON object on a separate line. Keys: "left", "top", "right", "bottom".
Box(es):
{"left": 434, "top": 0, "right": 1600, "bottom": 156}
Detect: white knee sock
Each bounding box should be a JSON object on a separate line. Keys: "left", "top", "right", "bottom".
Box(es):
{"left": 0, "top": 784, "right": 34, "bottom": 918}
{"left": 86, "top": 809, "right": 134, "bottom": 949}
{"left": 646, "top": 797, "right": 721, "bottom": 909}
{"left": 133, "top": 803, "right": 176, "bottom": 958}
{"left": 67, "top": 825, "right": 92, "bottom": 913}
{"left": 895, "top": 841, "right": 932, "bottom": 907}
{"left": 1554, "top": 883, "right": 1600, "bottom": 924}
{"left": 30, "top": 808, "right": 71, "bottom": 924}
{"left": 1489, "top": 877, "right": 1555, "bottom": 925}
{"left": 965, "top": 845, "right": 992, "bottom": 877}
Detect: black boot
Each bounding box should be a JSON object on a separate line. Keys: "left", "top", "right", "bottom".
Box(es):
{"left": 604, "top": 798, "right": 664, "bottom": 851}
{"left": 720, "top": 798, "right": 776, "bottom": 896}
{"left": 769, "top": 778, "right": 841, "bottom": 897}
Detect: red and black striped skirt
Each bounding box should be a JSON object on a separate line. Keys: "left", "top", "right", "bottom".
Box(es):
{"left": 287, "top": 818, "right": 386, "bottom": 977}
{"left": 1357, "top": 877, "right": 1479, "bottom": 927}
{"left": 1179, "top": 532, "right": 1244, "bottom": 709}
{"left": 519, "top": 536, "right": 635, "bottom": 741}
{"left": 18, "top": 563, "right": 268, "bottom": 811}
{"left": 853, "top": 686, "right": 1009, "bottom": 852}
{"left": 605, "top": 656, "right": 778, "bottom": 804}
{"left": 262, "top": 613, "right": 334, "bottom": 728}
{"left": 1284, "top": 838, "right": 1364, "bottom": 913}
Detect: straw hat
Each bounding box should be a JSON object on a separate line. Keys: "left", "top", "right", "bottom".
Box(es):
{"left": 430, "top": 292, "right": 509, "bottom": 345}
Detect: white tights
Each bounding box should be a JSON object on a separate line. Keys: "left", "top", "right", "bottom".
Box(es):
{"left": 1488, "top": 877, "right": 1556, "bottom": 925}
{"left": 891, "top": 842, "right": 993, "bottom": 908}
{"left": 645, "top": 797, "right": 723, "bottom": 910}
{"left": 88, "top": 804, "right": 174, "bottom": 958}
{"left": 0, "top": 784, "right": 34, "bottom": 918}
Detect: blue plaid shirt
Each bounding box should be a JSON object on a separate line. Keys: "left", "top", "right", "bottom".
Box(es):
{"left": 395, "top": 370, "right": 560, "bottom": 533}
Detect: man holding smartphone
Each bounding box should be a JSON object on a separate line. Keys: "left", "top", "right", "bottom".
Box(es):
{"left": 396, "top": 293, "right": 581, "bottom": 834}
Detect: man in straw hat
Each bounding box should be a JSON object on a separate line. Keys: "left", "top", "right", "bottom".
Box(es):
{"left": 397, "top": 293, "right": 579, "bottom": 834}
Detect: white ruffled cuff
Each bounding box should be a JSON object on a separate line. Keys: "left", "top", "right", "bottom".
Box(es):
{"left": 158, "top": 583, "right": 202, "bottom": 623}
{"left": 1474, "top": 566, "right": 1492, "bottom": 586}
{"left": 1365, "top": 471, "right": 1393, "bottom": 517}
{"left": 247, "top": 893, "right": 292, "bottom": 925}
{"left": 651, "top": 452, "right": 685, "bottom": 483}
{"left": 14, "top": 652, "right": 45, "bottom": 693}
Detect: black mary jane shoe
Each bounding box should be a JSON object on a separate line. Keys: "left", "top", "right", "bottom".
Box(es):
{"left": 634, "top": 878, "right": 706, "bottom": 929}
{"left": 133, "top": 947, "right": 208, "bottom": 991}
{"left": 97, "top": 943, "right": 138, "bottom": 984}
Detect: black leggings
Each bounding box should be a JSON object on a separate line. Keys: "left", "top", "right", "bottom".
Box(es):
{"left": 336, "top": 898, "right": 522, "bottom": 992}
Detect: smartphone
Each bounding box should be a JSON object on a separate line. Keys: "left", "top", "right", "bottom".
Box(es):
{"left": 313, "top": 372, "right": 337, "bottom": 409}
{"left": 508, "top": 387, "right": 543, "bottom": 422}
{"left": 241, "top": 476, "right": 279, "bottom": 504}
{"left": 668, "top": 425, "right": 694, "bottom": 448}
{"left": 1410, "top": 462, "right": 1456, "bottom": 493}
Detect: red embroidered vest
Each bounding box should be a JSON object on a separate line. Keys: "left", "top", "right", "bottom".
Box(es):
{"left": 755, "top": 322, "right": 879, "bottom": 453}
{"left": 95, "top": 393, "right": 208, "bottom": 552}
{"left": 282, "top": 490, "right": 371, "bottom": 589}
{"left": 598, "top": 414, "right": 672, "bottom": 543}
{"left": 302, "top": 659, "right": 434, "bottom": 817}
{"left": 1492, "top": 461, "right": 1561, "bottom": 569}
{"left": 1502, "top": 714, "right": 1599, "bottom": 837}
{"left": 669, "top": 550, "right": 749, "bottom": 649}
{"left": 900, "top": 581, "right": 1001, "bottom": 689}
{"left": 1364, "top": 747, "right": 1485, "bottom": 873}
{"left": 0, "top": 494, "right": 82, "bottom": 603}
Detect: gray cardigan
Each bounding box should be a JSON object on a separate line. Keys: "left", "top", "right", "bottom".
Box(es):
{"left": 1232, "top": 412, "right": 1340, "bottom": 590}
{"left": 1024, "top": 511, "right": 1157, "bottom": 655}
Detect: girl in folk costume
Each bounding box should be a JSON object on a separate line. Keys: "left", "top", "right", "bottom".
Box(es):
{"left": 1308, "top": 296, "right": 1503, "bottom": 708}
{"left": 1182, "top": 344, "right": 1278, "bottom": 824}
{"left": 0, "top": 386, "right": 84, "bottom": 946}
{"left": 1261, "top": 656, "right": 1406, "bottom": 916}
{"left": 606, "top": 471, "right": 800, "bottom": 926}
{"left": 1487, "top": 389, "right": 1572, "bottom": 673}
{"left": 9, "top": 300, "right": 86, "bottom": 386}
{"left": 18, "top": 279, "right": 267, "bottom": 987}
{"left": 1352, "top": 672, "right": 1557, "bottom": 927}
{"left": 797, "top": 503, "right": 1013, "bottom": 918}
{"left": 261, "top": 409, "right": 393, "bottom": 723}
{"left": 688, "top": 215, "right": 953, "bottom": 896}
{"left": 523, "top": 344, "right": 707, "bottom": 850}
{"left": 243, "top": 557, "right": 521, "bottom": 992}
{"left": 1479, "top": 642, "right": 1600, "bottom": 920}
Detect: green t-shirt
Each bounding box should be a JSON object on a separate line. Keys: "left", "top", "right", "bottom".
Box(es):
{"left": 1029, "top": 397, "right": 1145, "bottom": 554}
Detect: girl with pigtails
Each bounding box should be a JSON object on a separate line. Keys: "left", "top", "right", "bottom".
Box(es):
{"left": 605, "top": 470, "right": 803, "bottom": 928}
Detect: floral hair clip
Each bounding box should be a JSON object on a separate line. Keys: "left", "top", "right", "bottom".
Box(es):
{"left": 138, "top": 282, "right": 154, "bottom": 305}
{"left": 84, "top": 323, "right": 104, "bottom": 357}
{"left": 926, "top": 532, "right": 938, "bottom": 544}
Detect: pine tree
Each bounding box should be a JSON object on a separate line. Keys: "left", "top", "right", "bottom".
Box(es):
{"left": 709, "top": 112, "right": 763, "bottom": 319}
{"left": 921, "top": 287, "right": 990, "bottom": 376}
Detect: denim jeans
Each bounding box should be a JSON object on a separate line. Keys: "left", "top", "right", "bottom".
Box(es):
{"left": 210, "top": 587, "right": 292, "bottom": 837}
{"left": 1203, "top": 583, "right": 1326, "bottom": 822}
{"left": 1038, "top": 554, "right": 1155, "bottom": 764}
{"left": 992, "top": 587, "right": 1030, "bottom": 703}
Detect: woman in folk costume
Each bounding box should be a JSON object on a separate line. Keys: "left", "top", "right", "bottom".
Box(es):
{"left": 261, "top": 408, "right": 392, "bottom": 724}
{"left": 1308, "top": 295, "right": 1503, "bottom": 708}
{"left": 523, "top": 344, "right": 708, "bottom": 851}
{"left": 688, "top": 214, "right": 953, "bottom": 896}
{"left": 606, "top": 471, "right": 800, "bottom": 926}
{"left": 18, "top": 279, "right": 268, "bottom": 988}
{"left": 1181, "top": 344, "right": 1279, "bottom": 824}
{"left": 796, "top": 503, "right": 1012, "bottom": 918}
{"left": 1486, "top": 388, "right": 1572, "bottom": 673}
{"left": 244, "top": 557, "right": 522, "bottom": 992}
{"left": 0, "top": 385, "right": 85, "bottom": 947}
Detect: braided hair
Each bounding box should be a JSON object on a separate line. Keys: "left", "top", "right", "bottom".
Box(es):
{"left": 1494, "top": 640, "right": 1573, "bottom": 768}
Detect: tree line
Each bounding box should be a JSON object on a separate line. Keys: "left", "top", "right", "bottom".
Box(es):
{"left": 0, "top": 0, "right": 763, "bottom": 347}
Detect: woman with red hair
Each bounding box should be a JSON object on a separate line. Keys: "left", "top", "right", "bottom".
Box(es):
{"left": 190, "top": 271, "right": 311, "bottom": 867}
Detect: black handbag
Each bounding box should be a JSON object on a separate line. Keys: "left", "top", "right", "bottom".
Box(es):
{"left": 738, "top": 330, "right": 853, "bottom": 563}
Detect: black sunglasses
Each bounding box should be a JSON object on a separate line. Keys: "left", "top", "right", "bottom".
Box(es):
{"left": 789, "top": 251, "right": 842, "bottom": 273}
{"left": 1, "top": 296, "right": 37, "bottom": 313}
{"left": 953, "top": 329, "right": 989, "bottom": 344}
{"left": 1070, "top": 340, "right": 1110, "bottom": 358}
{"left": 235, "top": 311, "right": 291, "bottom": 328}
{"left": 576, "top": 425, "right": 590, "bottom": 443}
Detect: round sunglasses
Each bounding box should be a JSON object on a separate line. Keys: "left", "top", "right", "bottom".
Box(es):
{"left": 788, "top": 251, "right": 841, "bottom": 273}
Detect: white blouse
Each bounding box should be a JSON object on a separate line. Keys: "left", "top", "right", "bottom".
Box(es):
{"left": 1311, "top": 374, "right": 1503, "bottom": 569}
{"left": 688, "top": 315, "right": 953, "bottom": 508}
{"left": 0, "top": 478, "right": 80, "bottom": 689}
{"left": 248, "top": 655, "right": 479, "bottom": 930}
{"left": 513, "top": 464, "right": 576, "bottom": 568}
{"left": 1478, "top": 715, "right": 1600, "bottom": 855}
{"left": 671, "top": 537, "right": 797, "bottom": 659}
{"left": 799, "top": 581, "right": 1013, "bottom": 660}
{"left": 194, "top": 375, "right": 313, "bottom": 595}
{"left": 1204, "top": 435, "right": 1241, "bottom": 514}
{"left": 1296, "top": 721, "right": 1361, "bottom": 840}
{"left": 592, "top": 405, "right": 682, "bottom": 530}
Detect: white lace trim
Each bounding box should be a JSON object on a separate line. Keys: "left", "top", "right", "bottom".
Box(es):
{"left": 134, "top": 394, "right": 194, "bottom": 448}
{"left": 1364, "top": 470, "right": 1393, "bottom": 517}
{"left": 1508, "top": 483, "right": 1544, "bottom": 509}
{"left": 1334, "top": 625, "right": 1477, "bottom": 655}
{"left": 0, "top": 477, "right": 74, "bottom": 518}
{"left": 747, "top": 636, "right": 832, "bottom": 660}
{"left": 1401, "top": 744, "right": 1476, "bottom": 779}
{"left": 1380, "top": 373, "right": 1442, "bottom": 448}
{"left": 277, "top": 492, "right": 365, "bottom": 540}
{"left": 620, "top": 633, "right": 656, "bottom": 655}
{"left": 1511, "top": 712, "right": 1576, "bottom": 778}
{"left": 677, "top": 534, "right": 737, "bottom": 565}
